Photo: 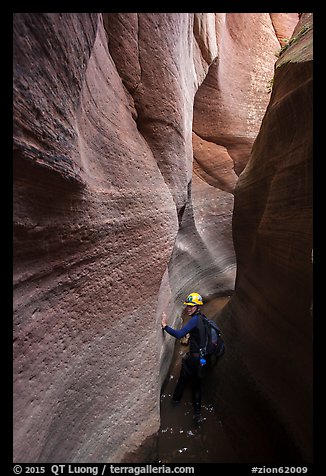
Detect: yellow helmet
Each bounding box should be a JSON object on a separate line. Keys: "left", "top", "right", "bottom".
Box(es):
{"left": 183, "top": 292, "right": 203, "bottom": 306}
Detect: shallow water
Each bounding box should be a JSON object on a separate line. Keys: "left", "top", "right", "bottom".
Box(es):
{"left": 158, "top": 297, "right": 239, "bottom": 463}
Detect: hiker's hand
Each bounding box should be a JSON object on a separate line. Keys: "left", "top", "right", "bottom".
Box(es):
{"left": 161, "top": 313, "right": 167, "bottom": 328}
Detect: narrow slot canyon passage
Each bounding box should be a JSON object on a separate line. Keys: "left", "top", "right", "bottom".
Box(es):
{"left": 13, "top": 13, "right": 313, "bottom": 465}
{"left": 158, "top": 297, "right": 236, "bottom": 463}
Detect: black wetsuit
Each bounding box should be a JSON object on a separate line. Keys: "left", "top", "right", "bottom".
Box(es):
{"left": 163, "top": 313, "right": 205, "bottom": 414}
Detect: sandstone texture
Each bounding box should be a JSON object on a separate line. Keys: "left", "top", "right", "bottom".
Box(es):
{"left": 270, "top": 13, "right": 301, "bottom": 46}
{"left": 13, "top": 12, "right": 301, "bottom": 463}
{"left": 217, "top": 13, "right": 313, "bottom": 462}
{"left": 14, "top": 13, "right": 178, "bottom": 462}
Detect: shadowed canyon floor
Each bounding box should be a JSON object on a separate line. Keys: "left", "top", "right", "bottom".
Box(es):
{"left": 158, "top": 297, "right": 238, "bottom": 463}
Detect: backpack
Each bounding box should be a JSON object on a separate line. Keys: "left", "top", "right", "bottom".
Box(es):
{"left": 197, "top": 313, "right": 225, "bottom": 359}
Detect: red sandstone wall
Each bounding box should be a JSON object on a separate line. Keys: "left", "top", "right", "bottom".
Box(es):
{"left": 13, "top": 12, "right": 300, "bottom": 462}
{"left": 217, "top": 13, "right": 313, "bottom": 462}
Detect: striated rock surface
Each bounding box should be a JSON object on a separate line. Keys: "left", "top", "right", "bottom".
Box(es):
{"left": 193, "top": 14, "right": 286, "bottom": 176}
{"left": 13, "top": 12, "right": 301, "bottom": 463}
{"left": 14, "top": 13, "right": 180, "bottom": 463}
{"left": 165, "top": 13, "right": 291, "bottom": 323}
{"left": 217, "top": 13, "right": 313, "bottom": 462}
{"left": 270, "top": 13, "right": 300, "bottom": 46}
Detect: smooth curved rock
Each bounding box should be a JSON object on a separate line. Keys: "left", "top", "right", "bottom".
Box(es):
{"left": 13, "top": 12, "right": 302, "bottom": 463}
{"left": 14, "top": 13, "right": 179, "bottom": 463}
{"left": 217, "top": 13, "right": 313, "bottom": 462}
{"left": 193, "top": 13, "right": 283, "bottom": 176}
{"left": 270, "top": 13, "right": 300, "bottom": 46}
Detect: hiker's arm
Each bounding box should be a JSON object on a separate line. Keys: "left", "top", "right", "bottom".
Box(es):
{"left": 162, "top": 315, "right": 198, "bottom": 339}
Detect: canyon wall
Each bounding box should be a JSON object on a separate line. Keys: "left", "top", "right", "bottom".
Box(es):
{"left": 165, "top": 12, "right": 293, "bottom": 327}
{"left": 13, "top": 13, "right": 299, "bottom": 462}
{"left": 216, "top": 13, "right": 313, "bottom": 462}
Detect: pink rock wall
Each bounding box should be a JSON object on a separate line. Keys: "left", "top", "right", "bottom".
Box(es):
{"left": 193, "top": 14, "right": 284, "bottom": 175}
{"left": 217, "top": 13, "right": 313, "bottom": 462}
{"left": 270, "top": 13, "right": 300, "bottom": 46}
{"left": 166, "top": 13, "right": 297, "bottom": 322}
{"left": 14, "top": 13, "right": 179, "bottom": 462}
{"left": 13, "top": 12, "right": 300, "bottom": 462}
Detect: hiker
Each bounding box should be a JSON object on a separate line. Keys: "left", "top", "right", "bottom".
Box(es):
{"left": 161, "top": 292, "right": 207, "bottom": 423}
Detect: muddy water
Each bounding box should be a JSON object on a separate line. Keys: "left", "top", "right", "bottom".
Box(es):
{"left": 158, "top": 297, "right": 239, "bottom": 463}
